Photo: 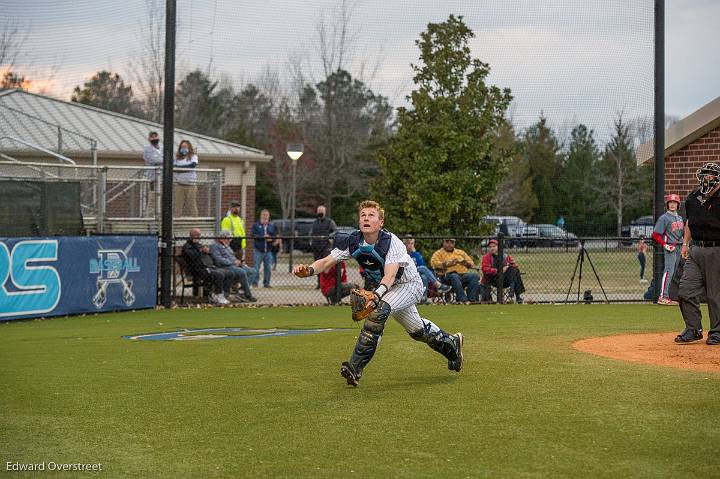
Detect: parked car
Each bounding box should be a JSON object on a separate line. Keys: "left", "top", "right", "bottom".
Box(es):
{"left": 515, "top": 224, "right": 540, "bottom": 247}
{"left": 621, "top": 215, "right": 654, "bottom": 240}
{"left": 481, "top": 215, "right": 526, "bottom": 237}
{"left": 536, "top": 224, "right": 579, "bottom": 247}
{"left": 481, "top": 215, "right": 528, "bottom": 247}
{"left": 518, "top": 224, "right": 578, "bottom": 248}
{"left": 271, "top": 218, "right": 315, "bottom": 253}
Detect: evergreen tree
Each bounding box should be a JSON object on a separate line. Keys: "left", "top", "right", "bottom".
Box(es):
{"left": 71, "top": 71, "right": 139, "bottom": 116}
{"left": 557, "top": 124, "right": 603, "bottom": 234}
{"left": 373, "top": 15, "right": 512, "bottom": 235}
{"left": 522, "top": 115, "right": 563, "bottom": 223}
{"left": 175, "top": 70, "right": 224, "bottom": 135}
{"left": 593, "top": 114, "right": 652, "bottom": 235}
{"left": 493, "top": 122, "right": 538, "bottom": 220}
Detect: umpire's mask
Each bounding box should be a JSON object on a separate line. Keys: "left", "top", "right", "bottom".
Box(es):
{"left": 696, "top": 162, "right": 720, "bottom": 196}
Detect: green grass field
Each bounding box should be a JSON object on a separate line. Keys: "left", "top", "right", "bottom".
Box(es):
{"left": 1, "top": 304, "right": 718, "bottom": 478}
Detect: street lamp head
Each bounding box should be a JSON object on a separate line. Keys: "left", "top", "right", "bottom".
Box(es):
{"left": 286, "top": 143, "right": 304, "bottom": 161}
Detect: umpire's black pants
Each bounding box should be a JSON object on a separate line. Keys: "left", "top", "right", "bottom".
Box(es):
{"left": 678, "top": 245, "right": 720, "bottom": 334}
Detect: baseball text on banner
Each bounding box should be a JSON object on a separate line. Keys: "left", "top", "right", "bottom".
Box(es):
{"left": 0, "top": 236, "right": 158, "bottom": 321}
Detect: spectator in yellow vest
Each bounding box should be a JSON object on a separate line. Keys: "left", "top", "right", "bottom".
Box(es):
{"left": 220, "top": 201, "right": 247, "bottom": 259}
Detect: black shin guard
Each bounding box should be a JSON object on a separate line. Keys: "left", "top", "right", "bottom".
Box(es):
{"left": 348, "top": 329, "right": 381, "bottom": 376}
{"left": 348, "top": 301, "right": 391, "bottom": 376}
{"left": 410, "top": 326, "right": 458, "bottom": 363}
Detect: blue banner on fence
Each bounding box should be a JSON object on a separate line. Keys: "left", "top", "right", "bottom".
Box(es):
{"left": 0, "top": 236, "right": 157, "bottom": 321}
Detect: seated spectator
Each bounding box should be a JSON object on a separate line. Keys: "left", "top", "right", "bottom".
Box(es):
{"left": 320, "top": 261, "right": 359, "bottom": 305}
{"left": 404, "top": 236, "right": 452, "bottom": 301}
{"left": 481, "top": 239, "right": 525, "bottom": 303}
{"left": 181, "top": 228, "right": 234, "bottom": 305}
{"left": 430, "top": 238, "right": 481, "bottom": 302}
{"left": 209, "top": 230, "right": 258, "bottom": 302}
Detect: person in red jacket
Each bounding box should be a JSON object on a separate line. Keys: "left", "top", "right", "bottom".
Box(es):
{"left": 481, "top": 239, "right": 525, "bottom": 303}
{"left": 319, "top": 261, "right": 359, "bottom": 304}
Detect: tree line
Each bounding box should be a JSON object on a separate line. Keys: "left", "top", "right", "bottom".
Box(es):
{"left": 3, "top": 13, "right": 652, "bottom": 236}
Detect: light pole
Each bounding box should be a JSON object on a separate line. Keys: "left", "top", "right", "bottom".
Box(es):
{"left": 286, "top": 143, "right": 303, "bottom": 272}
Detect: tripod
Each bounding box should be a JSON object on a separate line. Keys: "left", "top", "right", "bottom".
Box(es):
{"left": 564, "top": 240, "right": 608, "bottom": 303}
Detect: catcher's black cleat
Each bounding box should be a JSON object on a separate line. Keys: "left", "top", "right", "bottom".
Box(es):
{"left": 340, "top": 361, "right": 360, "bottom": 387}
{"left": 706, "top": 333, "right": 720, "bottom": 345}
{"left": 674, "top": 328, "right": 703, "bottom": 343}
{"left": 448, "top": 332, "right": 464, "bottom": 372}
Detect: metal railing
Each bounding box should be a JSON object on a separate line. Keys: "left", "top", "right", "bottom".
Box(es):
{"left": 0, "top": 161, "right": 223, "bottom": 234}
{"left": 0, "top": 136, "right": 77, "bottom": 165}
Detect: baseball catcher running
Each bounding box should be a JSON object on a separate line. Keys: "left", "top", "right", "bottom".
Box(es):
{"left": 293, "top": 200, "right": 463, "bottom": 387}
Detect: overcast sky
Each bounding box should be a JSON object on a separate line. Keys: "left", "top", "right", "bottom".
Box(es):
{"left": 2, "top": 0, "right": 718, "bottom": 142}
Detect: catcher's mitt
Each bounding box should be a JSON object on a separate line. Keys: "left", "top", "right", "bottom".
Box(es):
{"left": 350, "top": 288, "right": 378, "bottom": 321}
{"left": 294, "top": 264, "right": 314, "bottom": 278}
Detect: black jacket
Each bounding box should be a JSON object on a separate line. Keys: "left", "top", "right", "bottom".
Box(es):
{"left": 182, "top": 240, "right": 214, "bottom": 277}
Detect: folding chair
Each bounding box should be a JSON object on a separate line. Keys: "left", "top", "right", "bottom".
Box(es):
{"left": 174, "top": 255, "right": 205, "bottom": 305}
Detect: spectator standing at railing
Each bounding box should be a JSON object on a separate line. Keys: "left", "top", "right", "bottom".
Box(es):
{"left": 173, "top": 139, "right": 199, "bottom": 217}
{"left": 251, "top": 209, "right": 279, "bottom": 288}
{"left": 142, "top": 131, "right": 163, "bottom": 215}
{"left": 652, "top": 194, "right": 684, "bottom": 305}
{"left": 220, "top": 200, "right": 247, "bottom": 260}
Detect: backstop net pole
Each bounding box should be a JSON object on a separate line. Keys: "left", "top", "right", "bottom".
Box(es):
{"left": 160, "top": 0, "right": 177, "bottom": 308}
{"left": 652, "top": 0, "right": 665, "bottom": 303}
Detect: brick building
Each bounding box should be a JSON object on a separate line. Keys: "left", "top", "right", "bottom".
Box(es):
{"left": 637, "top": 95, "right": 720, "bottom": 196}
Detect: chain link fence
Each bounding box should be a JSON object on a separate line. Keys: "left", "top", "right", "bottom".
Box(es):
{"left": 170, "top": 234, "right": 657, "bottom": 306}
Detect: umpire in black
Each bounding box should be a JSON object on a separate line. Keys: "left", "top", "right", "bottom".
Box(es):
{"left": 675, "top": 162, "right": 720, "bottom": 344}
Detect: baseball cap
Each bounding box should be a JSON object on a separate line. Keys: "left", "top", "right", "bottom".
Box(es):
{"left": 488, "top": 239, "right": 498, "bottom": 246}
{"left": 229, "top": 200, "right": 241, "bottom": 207}
{"left": 443, "top": 238, "right": 456, "bottom": 242}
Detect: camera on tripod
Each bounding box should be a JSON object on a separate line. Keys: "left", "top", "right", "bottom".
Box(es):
{"left": 565, "top": 240, "right": 608, "bottom": 304}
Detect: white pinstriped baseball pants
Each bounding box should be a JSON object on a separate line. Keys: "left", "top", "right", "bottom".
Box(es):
{"left": 382, "top": 278, "right": 443, "bottom": 336}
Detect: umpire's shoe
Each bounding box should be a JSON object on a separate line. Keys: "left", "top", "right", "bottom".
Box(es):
{"left": 448, "top": 333, "right": 464, "bottom": 372}
{"left": 340, "top": 361, "right": 360, "bottom": 387}
{"left": 674, "top": 328, "right": 703, "bottom": 343}
{"left": 706, "top": 333, "right": 720, "bottom": 345}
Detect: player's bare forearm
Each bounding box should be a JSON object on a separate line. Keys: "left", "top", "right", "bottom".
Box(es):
{"left": 379, "top": 263, "right": 400, "bottom": 289}
{"left": 311, "top": 254, "right": 338, "bottom": 275}
{"left": 292, "top": 254, "right": 337, "bottom": 277}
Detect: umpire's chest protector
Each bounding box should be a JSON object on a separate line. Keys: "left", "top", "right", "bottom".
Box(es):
{"left": 337, "top": 230, "right": 403, "bottom": 284}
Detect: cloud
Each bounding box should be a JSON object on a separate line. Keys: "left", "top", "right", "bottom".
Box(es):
{"left": 3, "top": 0, "right": 715, "bottom": 138}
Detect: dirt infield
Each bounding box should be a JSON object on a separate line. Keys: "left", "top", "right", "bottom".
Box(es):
{"left": 573, "top": 333, "right": 720, "bottom": 373}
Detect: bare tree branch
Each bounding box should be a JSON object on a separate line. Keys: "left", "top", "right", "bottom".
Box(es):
{"left": 129, "top": 0, "right": 165, "bottom": 121}
{"left": 0, "top": 18, "right": 26, "bottom": 70}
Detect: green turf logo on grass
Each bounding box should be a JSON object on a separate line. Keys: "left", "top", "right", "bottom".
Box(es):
{"left": 123, "top": 327, "right": 352, "bottom": 341}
